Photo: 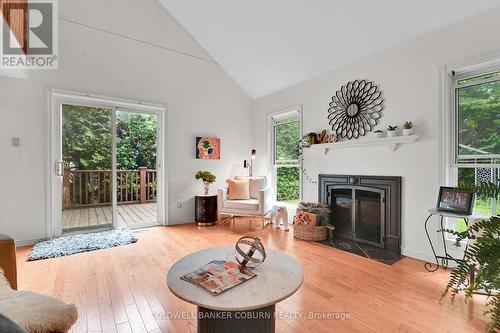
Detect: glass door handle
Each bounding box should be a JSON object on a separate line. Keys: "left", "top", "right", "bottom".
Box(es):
{"left": 55, "top": 161, "right": 64, "bottom": 176}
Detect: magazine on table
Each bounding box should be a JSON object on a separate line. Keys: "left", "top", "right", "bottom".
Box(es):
{"left": 181, "top": 260, "right": 256, "bottom": 295}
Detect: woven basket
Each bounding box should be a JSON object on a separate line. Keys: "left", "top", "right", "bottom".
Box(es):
{"left": 293, "top": 224, "right": 327, "bottom": 241}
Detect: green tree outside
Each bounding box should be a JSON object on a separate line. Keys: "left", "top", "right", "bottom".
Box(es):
{"left": 275, "top": 119, "right": 300, "bottom": 203}
{"left": 62, "top": 105, "right": 157, "bottom": 170}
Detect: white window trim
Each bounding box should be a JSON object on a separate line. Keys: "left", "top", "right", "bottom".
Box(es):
{"left": 439, "top": 54, "right": 500, "bottom": 185}
{"left": 267, "top": 105, "right": 303, "bottom": 207}
{"left": 438, "top": 53, "right": 500, "bottom": 251}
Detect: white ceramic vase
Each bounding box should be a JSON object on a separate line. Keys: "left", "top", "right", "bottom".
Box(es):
{"left": 402, "top": 128, "right": 414, "bottom": 136}
{"left": 387, "top": 131, "right": 398, "bottom": 138}
{"left": 203, "top": 182, "right": 210, "bottom": 195}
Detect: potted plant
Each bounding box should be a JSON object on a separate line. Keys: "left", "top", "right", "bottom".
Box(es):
{"left": 373, "top": 129, "right": 385, "bottom": 138}
{"left": 387, "top": 125, "right": 398, "bottom": 137}
{"left": 195, "top": 171, "right": 216, "bottom": 195}
{"left": 402, "top": 121, "right": 414, "bottom": 136}
{"left": 306, "top": 132, "right": 318, "bottom": 145}
{"left": 441, "top": 181, "right": 499, "bottom": 332}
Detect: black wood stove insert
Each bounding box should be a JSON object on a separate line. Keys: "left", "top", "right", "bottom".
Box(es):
{"left": 318, "top": 174, "right": 403, "bottom": 264}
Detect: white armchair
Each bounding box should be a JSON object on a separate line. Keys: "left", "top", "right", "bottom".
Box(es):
{"left": 217, "top": 177, "right": 273, "bottom": 227}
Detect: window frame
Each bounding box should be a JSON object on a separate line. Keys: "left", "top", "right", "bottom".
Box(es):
{"left": 268, "top": 106, "right": 303, "bottom": 206}
{"left": 452, "top": 66, "right": 500, "bottom": 168}
{"left": 447, "top": 65, "right": 500, "bottom": 219}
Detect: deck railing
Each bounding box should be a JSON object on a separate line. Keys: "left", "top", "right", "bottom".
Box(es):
{"left": 63, "top": 167, "right": 157, "bottom": 208}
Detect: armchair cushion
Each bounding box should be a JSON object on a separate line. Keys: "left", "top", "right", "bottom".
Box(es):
{"left": 235, "top": 176, "right": 267, "bottom": 199}
{"left": 226, "top": 178, "right": 250, "bottom": 200}
{"left": 224, "top": 199, "right": 259, "bottom": 211}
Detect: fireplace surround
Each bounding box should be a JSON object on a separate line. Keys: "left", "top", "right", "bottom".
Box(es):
{"left": 318, "top": 174, "right": 402, "bottom": 257}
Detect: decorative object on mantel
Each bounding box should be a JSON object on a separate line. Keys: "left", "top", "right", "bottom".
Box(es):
{"left": 373, "top": 129, "right": 385, "bottom": 138}
{"left": 402, "top": 121, "right": 414, "bottom": 136}
{"left": 387, "top": 125, "right": 398, "bottom": 137}
{"left": 195, "top": 170, "right": 216, "bottom": 195}
{"left": 306, "top": 132, "right": 318, "bottom": 145}
{"left": 235, "top": 236, "right": 267, "bottom": 268}
{"left": 327, "top": 79, "right": 384, "bottom": 139}
{"left": 293, "top": 202, "right": 332, "bottom": 241}
{"left": 316, "top": 129, "right": 338, "bottom": 144}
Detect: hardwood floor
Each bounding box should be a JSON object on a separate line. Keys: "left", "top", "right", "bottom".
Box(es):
{"left": 16, "top": 223, "right": 489, "bottom": 333}
{"left": 62, "top": 203, "right": 158, "bottom": 230}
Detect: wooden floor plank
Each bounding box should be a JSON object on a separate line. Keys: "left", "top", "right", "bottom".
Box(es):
{"left": 16, "top": 224, "right": 490, "bottom": 333}
{"left": 124, "top": 304, "right": 148, "bottom": 333}
{"left": 116, "top": 322, "right": 132, "bottom": 333}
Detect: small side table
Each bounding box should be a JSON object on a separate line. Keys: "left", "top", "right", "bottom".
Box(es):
{"left": 424, "top": 208, "right": 471, "bottom": 272}
{"left": 195, "top": 194, "right": 217, "bottom": 226}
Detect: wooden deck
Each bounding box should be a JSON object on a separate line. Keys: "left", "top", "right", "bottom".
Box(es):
{"left": 62, "top": 203, "right": 157, "bottom": 230}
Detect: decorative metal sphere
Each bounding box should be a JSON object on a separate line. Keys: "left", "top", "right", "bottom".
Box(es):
{"left": 234, "top": 236, "right": 266, "bottom": 268}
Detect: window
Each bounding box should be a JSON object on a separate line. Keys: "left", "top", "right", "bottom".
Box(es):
{"left": 452, "top": 68, "right": 500, "bottom": 217}
{"left": 271, "top": 110, "right": 301, "bottom": 205}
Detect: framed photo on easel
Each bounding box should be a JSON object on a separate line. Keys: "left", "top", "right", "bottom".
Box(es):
{"left": 436, "top": 186, "right": 474, "bottom": 215}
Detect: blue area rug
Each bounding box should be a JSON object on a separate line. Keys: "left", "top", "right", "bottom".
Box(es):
{"left": 27, "top": 227, "right": 138, "bottom": 261}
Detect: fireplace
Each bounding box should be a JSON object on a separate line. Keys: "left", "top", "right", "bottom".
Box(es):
{"left": 319, "top": 174, "right": 401, "bottom": 257}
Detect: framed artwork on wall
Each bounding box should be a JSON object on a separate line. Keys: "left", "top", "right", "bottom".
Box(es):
{"left": 195, "top": 137, "right": 221, "bottom": 159}
{"left": 436, "top": 186, "right": 474, "bottom": 215}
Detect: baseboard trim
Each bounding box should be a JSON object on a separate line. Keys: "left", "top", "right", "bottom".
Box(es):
{"left": 167, "top": 217, "right": 196, "bottom": 225}
{"left": 400, "top": 247, "right": 436, "bottom": 263}
{"left": 15, "top": 238, "right": 46, "bottom": 247}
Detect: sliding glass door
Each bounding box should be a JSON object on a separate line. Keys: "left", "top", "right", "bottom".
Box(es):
{"left": 115, "top": 109, "right": 159, "bottom": 228}
{"left": 61, "top": 104, "right": 114, "bottom": 231}
{"left": 51, "top": 92, "right": 164, "bottom": 236}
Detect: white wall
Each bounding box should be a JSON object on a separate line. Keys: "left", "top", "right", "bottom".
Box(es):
{"left": 0, "top": 0, "right": 253, "bottom": 243}
{"left": 252, "top": 8, "right": 500, "bottom": 262}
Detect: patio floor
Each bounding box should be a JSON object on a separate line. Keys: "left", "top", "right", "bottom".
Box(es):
{"left": 62, "top": 202, "right": 157, "bottom": 230}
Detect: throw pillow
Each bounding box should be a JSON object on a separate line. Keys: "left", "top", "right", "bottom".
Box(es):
{"left": 227, "top": 178, "right": 250, "bottom": 200}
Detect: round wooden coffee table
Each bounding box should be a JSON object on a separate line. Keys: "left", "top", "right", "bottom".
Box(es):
{"left": 167, "top": 246, "right": 303, "bottom": 333}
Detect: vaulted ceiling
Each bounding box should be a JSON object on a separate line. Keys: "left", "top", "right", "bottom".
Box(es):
{"left": 158, "top": 0, "right": 500, "bottom": 98}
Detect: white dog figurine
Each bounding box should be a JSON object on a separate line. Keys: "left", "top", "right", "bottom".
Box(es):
{"left": 273, "top": 206, "right": 289, "bottom": 231}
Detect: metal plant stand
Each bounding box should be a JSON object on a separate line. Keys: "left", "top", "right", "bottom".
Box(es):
{"left": 424, "top": 209, "right": 470, "bottom": 272}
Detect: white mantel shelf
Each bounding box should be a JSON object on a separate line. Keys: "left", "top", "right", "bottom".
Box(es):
{"left": 309, "top": 134, "right": 420, "bottom": 154}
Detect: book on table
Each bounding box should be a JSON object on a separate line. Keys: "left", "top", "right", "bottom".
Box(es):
{"left": 181, "top": 260, "right": 256, "bottom": 295}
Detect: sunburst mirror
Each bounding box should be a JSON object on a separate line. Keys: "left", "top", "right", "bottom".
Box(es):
{"left": 327, "top": 79, "right": 384, "bottom": 139}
